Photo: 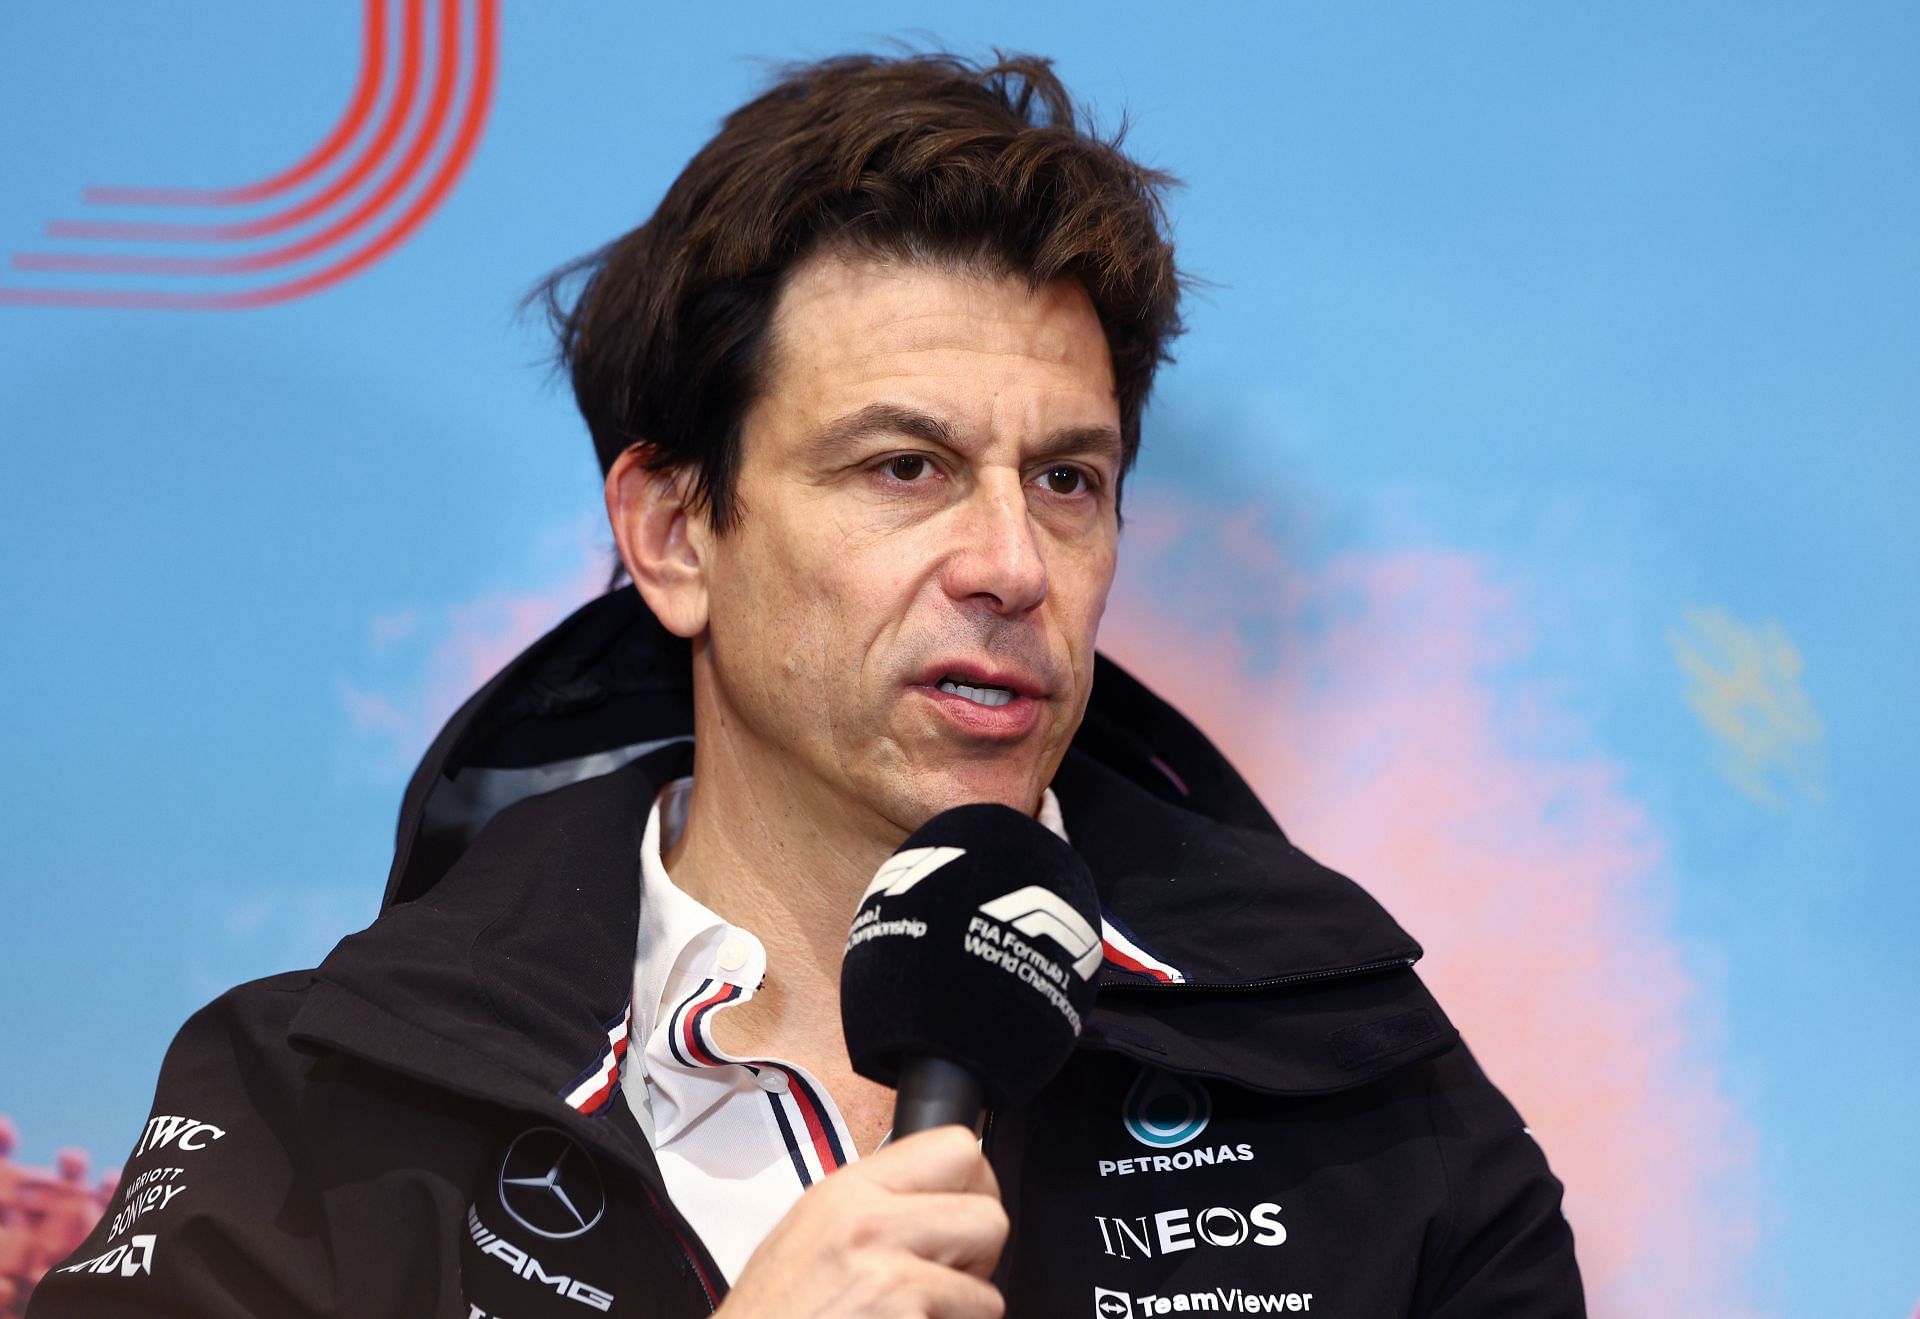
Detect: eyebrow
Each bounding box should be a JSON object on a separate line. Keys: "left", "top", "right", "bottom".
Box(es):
{"left": 805, "top": 402, "right": 1123, "bottom": 467}
{"left": 808, "top": 403, "right": 957, "bottom": 461}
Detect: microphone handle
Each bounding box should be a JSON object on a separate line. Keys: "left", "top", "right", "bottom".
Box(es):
{"left": 892, "top": 1056, "right": 985, "bottom": 1138}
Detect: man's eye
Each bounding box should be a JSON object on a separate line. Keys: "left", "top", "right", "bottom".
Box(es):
{"left": 1041, "top": 466, "right": 1089, "bottom": 496}
{"left": 885, "top": 454, "right": 932, "bottom": 481}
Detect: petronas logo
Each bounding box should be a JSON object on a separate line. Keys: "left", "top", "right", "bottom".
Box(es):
{"left": 1122, "top": 1066, "right": 1211, "bottom": 1149}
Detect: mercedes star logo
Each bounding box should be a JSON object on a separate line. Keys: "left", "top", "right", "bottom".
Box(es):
{"left": 498, "top": 1127, "right": 607, "bottom": 1240}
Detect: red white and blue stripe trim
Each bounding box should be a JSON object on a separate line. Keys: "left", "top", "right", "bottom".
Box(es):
{"left": 760, "top": 1064, "right": 848, "bottom": 1187}
{"left": 560, "top": 998, "right": 632, "bottom": 1115}
{"left": 667, "top": 977, "right": 742, "bottom": 1068}
{"left": 664, "top": 977, "right": 851, "bottom": 1187}
{"left": 1100, "top": 913, "right": 1187, "bottom": 984}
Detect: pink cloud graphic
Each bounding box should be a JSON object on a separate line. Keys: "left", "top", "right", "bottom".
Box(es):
{"left": 341, "top": 538, "right": 609, "bottom": 773}
{"left": 1101, "top": 492, "right": 1761, "bottom": 1316}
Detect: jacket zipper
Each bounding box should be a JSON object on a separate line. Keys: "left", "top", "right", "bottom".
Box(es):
{"left": 1097, "top": 955, "right": 1415, "bottom": 994}
{"left": 636, "top": 1178, "right": 720, "bottom": 1313}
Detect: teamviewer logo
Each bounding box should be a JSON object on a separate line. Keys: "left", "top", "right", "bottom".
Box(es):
{"left": 1094, "top": 1286, "right": 1135, "bottom": 1318}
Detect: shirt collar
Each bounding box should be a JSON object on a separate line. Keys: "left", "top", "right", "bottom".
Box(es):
{"left": 633, "top": 778, "right": 763, "bottom": 1051}
{"left": 631, "top": 780, "right": 1068, "bottom": 1052}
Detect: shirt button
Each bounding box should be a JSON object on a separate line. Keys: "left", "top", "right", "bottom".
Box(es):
{"left": 717, "top": 938, "right": 749, "bottom": 973}
{"left": 757, "top": 1069, "right": 790, "bottom": 1095}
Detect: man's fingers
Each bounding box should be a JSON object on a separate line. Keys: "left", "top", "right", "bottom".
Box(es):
{"left": 892, "top": 1257, "right": 1007, "bottom": 1319}
{"left": 860, "top": 1126, "right": 1000, "bottom": 1199}
{"left": 884, "top": 1191, "right": 1010, "bottom": 1279}
{"left": 951, "top": 1136, "right": 1002, "bottom": 1201}
{"left": 717, "top": 1128, "right": 1009, "bottom": 1318}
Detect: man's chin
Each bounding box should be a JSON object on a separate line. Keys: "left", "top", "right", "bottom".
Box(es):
{"left": 885, "top": 766, "right": 1050, "bottom": 833}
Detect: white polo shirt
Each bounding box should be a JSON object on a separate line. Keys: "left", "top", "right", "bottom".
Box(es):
{"left": 620, "top": 777, "right": 1067, "bottom": 1283}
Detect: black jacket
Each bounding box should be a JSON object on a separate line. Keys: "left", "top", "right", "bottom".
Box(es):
{"left": 32, "top": 590, "right": 1584, "bottom": 1317}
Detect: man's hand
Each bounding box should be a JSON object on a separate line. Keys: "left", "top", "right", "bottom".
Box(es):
{"left": 717, "top": 1125, "right": 1009, "bottom": 1318}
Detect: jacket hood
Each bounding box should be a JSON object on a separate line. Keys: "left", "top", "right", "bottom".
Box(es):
{"left": 317, "top": 588, "right": 1454, "bottom": 1103}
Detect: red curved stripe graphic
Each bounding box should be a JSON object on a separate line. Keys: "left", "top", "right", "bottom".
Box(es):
{"left": 43, "top": 0, "right": 425, "bottom": 246}
{"left": 79, "top": 0, "right": 390, "bottom": 209}
{"left": 0, "top": 0, "right": 497, "bottom": 311}
{"left": 22, "top": 0, "right": 458, "bottom": 275}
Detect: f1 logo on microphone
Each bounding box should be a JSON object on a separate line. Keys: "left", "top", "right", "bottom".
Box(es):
{"left": 861, "top": 846, "right": 966, "bottom": 902}
{"left": 1094, "top": 1286, "right": 1135, "bottom": 1318}
{"left": 978, "top": 887, "right": 1103, "bottom": 980}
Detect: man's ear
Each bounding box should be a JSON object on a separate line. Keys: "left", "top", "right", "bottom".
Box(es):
{"left": 605, "top": 445, "right": 710, "bottom": 639}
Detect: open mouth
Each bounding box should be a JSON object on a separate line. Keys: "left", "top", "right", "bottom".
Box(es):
{"left": 936, "top": 675, "right": 1016, "bottom": 708}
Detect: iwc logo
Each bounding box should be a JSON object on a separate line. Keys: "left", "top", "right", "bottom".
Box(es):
{"left": 1123, "top": 1067, "right": 1211, "bottom": 1149}
{"left": 498, "top": 1127, "right": 606, "bottom": 1240}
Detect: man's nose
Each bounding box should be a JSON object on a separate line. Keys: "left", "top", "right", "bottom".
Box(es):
{"left": 941, "top": 479, "right": 1049, "bottom": 615}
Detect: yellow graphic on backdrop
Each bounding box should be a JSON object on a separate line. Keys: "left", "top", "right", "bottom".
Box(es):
{"left": 1669, "top": 606, "right": 1825, "bottom": 807}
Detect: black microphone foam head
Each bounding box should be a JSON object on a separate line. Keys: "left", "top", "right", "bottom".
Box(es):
{"left": 840, "top": 802, "right": 1102, "bottom": 1111}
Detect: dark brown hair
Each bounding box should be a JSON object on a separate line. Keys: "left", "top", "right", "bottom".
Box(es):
{"left": 541, "top": 50, "right": 1184, "bottom": 534}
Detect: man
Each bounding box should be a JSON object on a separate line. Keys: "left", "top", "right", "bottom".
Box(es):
{"left": 33, "top": 52, "right": 1584, "bottom": 1317}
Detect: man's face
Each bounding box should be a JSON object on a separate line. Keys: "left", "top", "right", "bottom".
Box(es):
{"left": 697, "top": 250, "right": 1123, "bottom": 838}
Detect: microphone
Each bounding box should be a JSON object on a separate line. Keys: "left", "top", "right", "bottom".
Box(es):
{"left": 840, "top": 803, "right": 1103, "bottom": 1137}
